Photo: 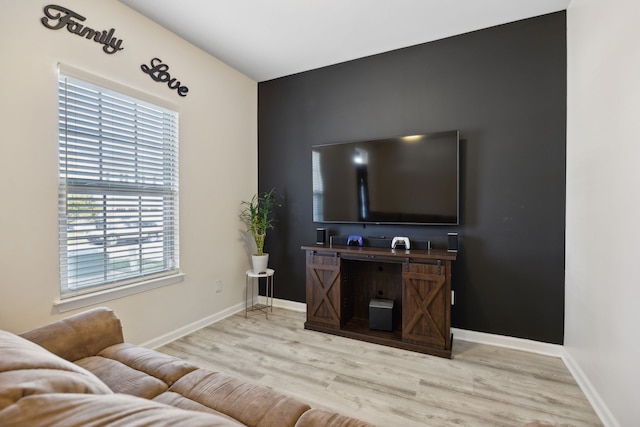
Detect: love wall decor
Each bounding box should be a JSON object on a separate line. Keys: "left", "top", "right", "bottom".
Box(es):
{"left": 141, "top": 58, "right": 189, "bottom": 97}
{"left": 40, "top": 4, "right": 190, "bottom": 97}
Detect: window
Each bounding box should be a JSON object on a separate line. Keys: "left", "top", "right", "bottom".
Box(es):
{"left": 58, "top": 70, "right": 179, "bottom": 299}
{"left": 312, "top": 150, "right": 323, "bottom": 220}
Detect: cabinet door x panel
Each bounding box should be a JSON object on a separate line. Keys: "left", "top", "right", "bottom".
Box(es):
{"left": 305, "top": 252, "right": 342, "bottom": 328}
{"left": 402, "top": 263, "right": 450, "bottom": 349}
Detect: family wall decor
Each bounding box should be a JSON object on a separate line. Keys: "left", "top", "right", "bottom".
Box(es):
{"left": 41, "top": 5, "right": 124, "bottom": 54}
{"left": 40, "top": 5, "right": 190, "bottom": 97}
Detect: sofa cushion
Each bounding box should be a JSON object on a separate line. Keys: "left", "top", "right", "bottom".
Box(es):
{"left": 74, "top": 344, "right": 198, "bottom": 399}
{"left": 98, "top": 343, "right": 198, "bottom": 385}
{"left": 75, "top": 356, "right": 168, "bottom": 399}
{"left": 169, "top": 369, "right": 311, "bottom": 427}
{"left": 0, "top": 393, "right": 247, "bottom": 427}
{"left": 0, "top": 330, "right": 112, "bottom": 410}
{"left": 153, "top": 391, "right": 242, "bottom": 424}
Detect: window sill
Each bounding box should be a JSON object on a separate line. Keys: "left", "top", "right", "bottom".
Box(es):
{"left": 53, "top": 272, "right": 186, "bottom": 313}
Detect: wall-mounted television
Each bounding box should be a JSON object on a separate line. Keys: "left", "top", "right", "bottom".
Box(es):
{"left": 312, "top": 131, "right": 459, "bottom": 225}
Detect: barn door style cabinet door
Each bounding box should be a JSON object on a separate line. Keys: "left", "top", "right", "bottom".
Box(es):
{"left": 302, "top": 244, "right": 456, "bottom": 358}
{"left": 402, "top": 261, "right": 451, "bottom": 351}
{"left": 305, "top": 250, "right": 343, "bottom": 329}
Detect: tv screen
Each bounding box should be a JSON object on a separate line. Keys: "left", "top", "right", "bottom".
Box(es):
{"left": 312, "top": 131, "right": 459, "bottom": 225}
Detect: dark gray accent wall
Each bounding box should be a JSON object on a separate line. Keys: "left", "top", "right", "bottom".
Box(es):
{"left": 258, "top": 12, "right": 566, "bottom": 344}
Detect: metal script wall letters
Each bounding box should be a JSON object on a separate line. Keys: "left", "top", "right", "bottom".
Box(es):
{"left": 40, "top": 5, "right": 192, "bottom": 97}
{"left": 41, "top": 4, "right": 124, "bottom": 54}
{"left": 141, "top": 58, "right": 189, "bottom": 97}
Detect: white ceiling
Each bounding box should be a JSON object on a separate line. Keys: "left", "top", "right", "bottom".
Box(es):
{"left": 119, "top": 0, "right": 571, "bottom": 82}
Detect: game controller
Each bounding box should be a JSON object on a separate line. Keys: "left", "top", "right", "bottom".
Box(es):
{"left": 391, "top": 236, "right": 410, "bottom": 250}
{"left": 347, "top": 235, "right": 363, "bottom": 246}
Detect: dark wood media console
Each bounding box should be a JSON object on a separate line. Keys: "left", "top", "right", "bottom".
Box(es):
{"left": 301, "top": 244, "right": 456, "bottom": 358}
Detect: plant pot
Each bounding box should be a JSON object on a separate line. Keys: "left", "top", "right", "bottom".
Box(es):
{"left": 251, "top": 254, "right": 269, "bottom": 274}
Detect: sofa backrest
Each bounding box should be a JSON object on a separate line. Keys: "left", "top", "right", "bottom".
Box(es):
{"left": 20, "top": 307, "right": 124, "bottom": 362}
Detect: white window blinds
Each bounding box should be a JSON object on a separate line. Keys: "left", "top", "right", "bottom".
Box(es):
{"left": 58, "top": 72, "right": 179, "bottom": 297}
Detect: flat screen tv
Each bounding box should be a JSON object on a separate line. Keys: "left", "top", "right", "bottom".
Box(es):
{"left": 312, "top": 131, "right": 459, "bottom": 225}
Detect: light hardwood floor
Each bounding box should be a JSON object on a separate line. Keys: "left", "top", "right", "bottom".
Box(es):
{"left": 157, "top": 308, "right": 602, "bottom": 427}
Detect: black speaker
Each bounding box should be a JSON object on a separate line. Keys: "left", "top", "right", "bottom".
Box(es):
{"left": 447, "top": 233, "right": 458, "bottom": 252}
{"left": 316, "top": 228, "right": 326, "bottom": 245}
{"left": 369, "top": 298, "right": 394, "bottom": 332}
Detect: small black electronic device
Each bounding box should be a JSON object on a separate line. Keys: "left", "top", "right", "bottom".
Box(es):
{"left": 316, "top": 228, "right": 326, "bottom": 244}
{"left": 347, "top": 235, "right": 363, "bottom": 246}
{"left": 369, "top": 298, "right": 394, "bottom": 331}
{"left": 447, "top": 232, "right": 458, "bottom": 252}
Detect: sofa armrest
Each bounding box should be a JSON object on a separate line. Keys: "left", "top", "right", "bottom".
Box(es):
{"left": 20, "top": 307, "right": 124, "bottom": 362}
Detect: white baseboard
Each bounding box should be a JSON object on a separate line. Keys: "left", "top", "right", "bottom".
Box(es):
{"left": 562, "top": 350, "right": 620, "bottom": 427}
{"left": 142, "top": 298, "right": 304, "bottom": 349}
{"left": 141, "top": 302, "right": 244, "bottom": 349}
{"left": 451, "top": 327, "right": 564, "bottom": 357}
{"left": 265, "top": 297, "right": 306, "bottom": 312}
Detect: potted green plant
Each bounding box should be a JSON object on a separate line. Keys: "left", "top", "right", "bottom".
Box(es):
{"left": 240, "top": 188, "right": 278, "bottom": 273}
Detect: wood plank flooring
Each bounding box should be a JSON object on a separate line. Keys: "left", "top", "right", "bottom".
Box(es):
{"left": 157, "top": 308, "right": 602, "bottom": 427}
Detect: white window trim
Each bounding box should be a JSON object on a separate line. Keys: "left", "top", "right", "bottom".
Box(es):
{"left": 54, "top": 272, "right": 185, "bottom": 313}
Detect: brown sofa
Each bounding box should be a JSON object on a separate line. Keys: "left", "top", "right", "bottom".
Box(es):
{"left": 0, "top": 307, "right": 373, "bottom": 427}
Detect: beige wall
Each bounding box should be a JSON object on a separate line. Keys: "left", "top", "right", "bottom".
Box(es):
{"left": 0, "top": 1, "right": 257, "bottom": 344}
{"left": 566, "top": 0, "right": 640, "bottom": 425}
